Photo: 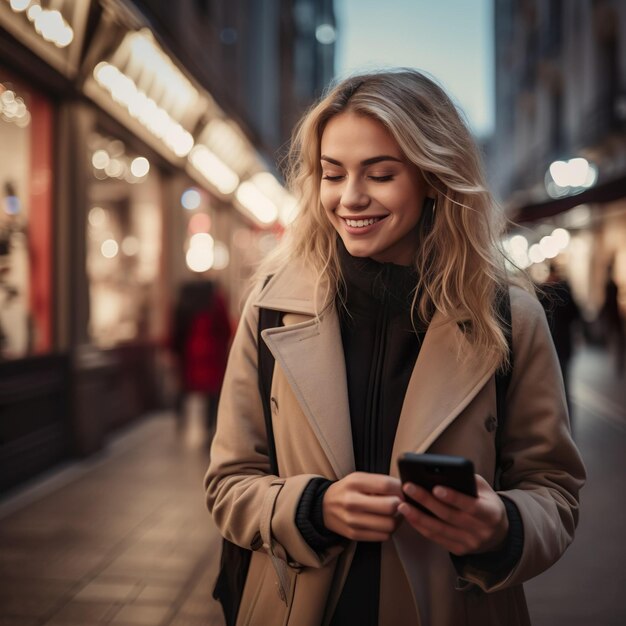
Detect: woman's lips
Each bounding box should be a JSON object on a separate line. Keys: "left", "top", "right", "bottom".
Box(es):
{"left": 344, "top": 216, "right": 381, "bottom": 227}
{"left": 340, "top": 215, "right": 387, "bottom": 234}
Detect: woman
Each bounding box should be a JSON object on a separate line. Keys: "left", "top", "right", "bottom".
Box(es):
{"left": 205, "top": 69, "right": 585, "bottom": 626}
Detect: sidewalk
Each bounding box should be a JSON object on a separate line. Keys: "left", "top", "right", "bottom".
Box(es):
{"left": 0, "top": 400, "right": 225, "bottom": 626}
{"left": 524, "top": 344, "right": 626, "bottom": 626}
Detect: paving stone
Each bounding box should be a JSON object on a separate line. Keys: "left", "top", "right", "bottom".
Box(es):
{"left": 44, "top": 600, "right": 114, "bottom": 624}
{"left": 169, "top": 613, "right": 223, "bottom": 626}
{"left": 109, "top": 603, "right": 171, "bottom": 625}
{"left": 0, "top": 617, "right": 39, "bottom": 625}
{"left": 133, "top": 583, "right": 180, "bottom": 604}
{"left": 175, "top": 594, "right": 215, "bottom": 619}
{"left": 0, "top": 580, "right": 73, "bottom": 618}
{"left": 99, "top": 558, "right": 191, "bottom": 583}
{"left": 74, "top": 580, "right": 139, "bottom": 602}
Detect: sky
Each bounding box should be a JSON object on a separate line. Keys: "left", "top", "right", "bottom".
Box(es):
{"left": 334, "top": 0, "right": 494, "bottom": 139}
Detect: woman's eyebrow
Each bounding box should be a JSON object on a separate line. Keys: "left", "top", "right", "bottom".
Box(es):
{"left": 320, "top": 155, "right": 403, "bottom": 166}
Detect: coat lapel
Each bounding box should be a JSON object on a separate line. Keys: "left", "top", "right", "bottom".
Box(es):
{"left": 255, "top": 266, "right": 355, "bottom": 480}
{"left": 256, "top": 263, "right": 497, "bottom": 481}
{"left": 389, "top": 311, "right": 498, "bottom": 476}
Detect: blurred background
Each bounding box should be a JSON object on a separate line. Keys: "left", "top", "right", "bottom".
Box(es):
{"left": 0, "top": 1, "right": 624, "bottom": 625}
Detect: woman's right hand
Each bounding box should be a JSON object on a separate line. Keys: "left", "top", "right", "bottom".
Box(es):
{"left": 323, "top": 472, "right": 404, "bottom": 541}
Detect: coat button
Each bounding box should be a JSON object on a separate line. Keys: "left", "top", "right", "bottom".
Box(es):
{"left": 271, "top": 397, "right": 279, "bottom": 413}
{"left": 485, "top": 414, "right": 497, "bottom": 432}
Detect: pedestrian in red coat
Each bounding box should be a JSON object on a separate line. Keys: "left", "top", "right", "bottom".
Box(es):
{"left": 172, "top": 280, "right": 232, "bottom": 439}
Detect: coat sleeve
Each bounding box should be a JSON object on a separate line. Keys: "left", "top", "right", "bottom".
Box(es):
{"left": 204, "top": 283, "right": 340, "bottom": 570}
{"left": 461, "top": 286, "right": 586, "bottom": 592}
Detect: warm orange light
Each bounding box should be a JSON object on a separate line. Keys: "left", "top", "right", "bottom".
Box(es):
{"left": 188, "top": 213, "right": 211, "bottom": 234}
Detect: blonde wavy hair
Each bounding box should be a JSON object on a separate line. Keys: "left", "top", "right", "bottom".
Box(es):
{"left": 261, "top": 68, "right": 515, "bottom": 369}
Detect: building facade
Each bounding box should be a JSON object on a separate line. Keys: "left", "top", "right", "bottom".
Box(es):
{"left": 0, "top": 0, "right": 336, "bottom": 493}
{"left": 491, "top": 0, "right": 626, "bottom": 317}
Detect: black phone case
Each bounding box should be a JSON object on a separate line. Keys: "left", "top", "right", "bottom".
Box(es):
{"left": 398, "top": 453, "right": 477, "bottom": 516}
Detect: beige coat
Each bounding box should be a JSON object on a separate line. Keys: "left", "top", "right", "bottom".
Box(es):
{"left": 205, "top": 261, "right": 585, "bottom": 626}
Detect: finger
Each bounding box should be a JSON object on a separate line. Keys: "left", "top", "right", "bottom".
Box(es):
{"left": 397, "top": 500, "right": 456, "bottom": 536}
{"left": 399, "top": 488, "right": 504, "bottom": 557}
{"left": 430, "top": 484, "right": 481, "bottom": 516}
{"left": 401, "top": 483, "right": 484, "bottom": 541}
{"left": 398, "top": 502, "right": 475, "bottom": 552}
{"left": 345, "top": 492, "right": 402, "bottom": 517}
{"left": 402, "top": 483, "right": 472, "bottom": 525}
{"left": 348, "top": 511, "right": 400, "bottom": 534}
{"left": 344, "top": 528, "right": 394, "bottom": 542}
{"left": 433, "top": 475, "right": 500, "bottom": 525}
{"left": 474, "top": 474, "right": 492, "bottom": 490}
{"left": 331, "top": 512, "right": 401, "bottom": 541}
{"left": 349, "top": 472, "right": 404, "bottom": 497}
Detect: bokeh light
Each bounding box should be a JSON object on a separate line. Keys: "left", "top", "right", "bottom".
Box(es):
{"left": 181, "top": 188, "right": 202, "bottom": 210}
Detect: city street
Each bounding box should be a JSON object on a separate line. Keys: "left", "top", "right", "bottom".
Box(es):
{"left": 1, "top": 1, "right": 625, "bottom": 624}
{"left": 0, "top": 345, "right": 624, "bottom": 626}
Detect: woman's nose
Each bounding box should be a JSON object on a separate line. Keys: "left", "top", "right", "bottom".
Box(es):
{"left": 341, "top": 179, "right": 370, "bottom": 210}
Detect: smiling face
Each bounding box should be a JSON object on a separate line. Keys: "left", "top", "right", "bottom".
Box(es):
{"left": 319, "top": 111, "right": 431, "bottom": 266}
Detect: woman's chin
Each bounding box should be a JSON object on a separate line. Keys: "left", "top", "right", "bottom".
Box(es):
{"left": 341, "top": 240, "right": 373, "bottom": 259}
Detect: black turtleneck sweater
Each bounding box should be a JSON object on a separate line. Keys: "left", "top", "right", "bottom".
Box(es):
{"left": 297, "top": 242, "right": 425, "bottom": 625}
{"left": 338, "top": 246, "right": 425, "bottom": 475}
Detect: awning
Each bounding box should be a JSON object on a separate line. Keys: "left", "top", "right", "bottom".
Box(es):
{"left": 0, "top": 0, "right": 90, "bottom": 78}
{"left": 512, "top": 173, "right": 626, "bottom": 224}
{"left": 83, "top": 23, "right": 211, "bottom": 162}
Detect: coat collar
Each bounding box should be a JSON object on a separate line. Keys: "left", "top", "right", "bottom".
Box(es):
{"left": 255, "top": 260, "right": 497, "bottom": 478}
{"left": 254, "top": 260, "right": 330, "bottom": 316}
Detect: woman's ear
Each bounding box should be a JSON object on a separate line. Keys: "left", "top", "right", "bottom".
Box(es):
{"left": 421, "top": 196, "right": 435, "bottom": 211}
{"left": 416, "top": 196, "right": 436, "bottom": 236}
{"left": 418, "top": 169, "right": 436, "bottom": 199}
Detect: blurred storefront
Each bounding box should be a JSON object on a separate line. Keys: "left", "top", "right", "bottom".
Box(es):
{"left": 491, "top": 0, "right": 626, "bottom": 323}
{"left": 0, "top": 0, "right": 79, "bottom": 491}
{"left": 0, "top": 68, "right": 52, "bottom": 359}
{"left": 0, "top": 0, "right": 335, "bottom": 493}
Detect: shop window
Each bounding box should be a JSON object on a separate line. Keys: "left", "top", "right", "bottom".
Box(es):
{"left": 0, "top": 70, "right": 53, "bottom": 359}
{"left": 86, "top": 131, "right": 164, "bottom": 347}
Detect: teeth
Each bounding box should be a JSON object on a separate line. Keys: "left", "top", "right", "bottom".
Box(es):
{"left": 345, "top": 217, "right": 379, "bottom": 228}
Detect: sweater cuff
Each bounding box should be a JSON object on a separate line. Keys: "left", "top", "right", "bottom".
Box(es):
{"left": 295, "top": 477, "right": 344, "bottom": 553}
{"left": 450, "top": 495, "right": 524, "bottom": 584}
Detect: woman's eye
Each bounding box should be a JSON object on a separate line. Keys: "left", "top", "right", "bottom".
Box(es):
{"left": 322, "top": 174, "right": 343, "bottom": 181}
{"left": 369, "top": 175, "right": 394, "bottom": 182}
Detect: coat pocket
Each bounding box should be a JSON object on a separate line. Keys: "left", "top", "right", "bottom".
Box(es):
{"left": 238, "top": 551, "right": 298, "bottom": 626}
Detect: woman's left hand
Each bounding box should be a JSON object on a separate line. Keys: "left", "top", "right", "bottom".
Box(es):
{"left": 398, "top": 474, "right": 509, "bottom": 556}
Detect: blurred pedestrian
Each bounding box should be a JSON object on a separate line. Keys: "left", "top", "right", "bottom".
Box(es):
{"left": 205, "top": 69, "right": 585, "bottom": 626}
{"left": 599, "top": 260, "right": 625, "bottom": 376}
{"left": 171, "top": 280, "right": 232, "bottom": 440}
{"left": 538, "top": 262, "right": 582, "bottom": 414}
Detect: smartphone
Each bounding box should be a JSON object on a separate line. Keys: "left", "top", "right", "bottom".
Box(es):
{"left": 397, "top": 453, "right": 477, "bottom": 516}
